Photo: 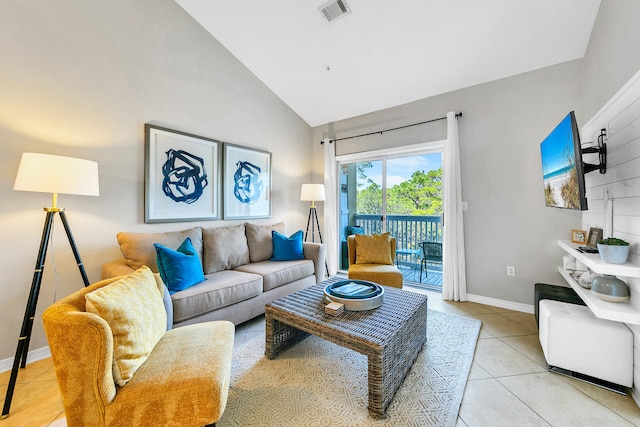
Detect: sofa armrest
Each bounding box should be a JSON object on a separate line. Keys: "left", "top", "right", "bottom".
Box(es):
{"left": 303, "top": 242, "right": 326, "bottom": 282}
{"left": 101, "top": 260, "right": 136, "bottom": 280}
{"left": 42, "top": 279, "right": 121, "bottom": 426}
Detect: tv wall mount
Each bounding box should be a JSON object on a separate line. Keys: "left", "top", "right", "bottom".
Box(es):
{"left": 582, "top": 128, "right": 607, "bottom": 174}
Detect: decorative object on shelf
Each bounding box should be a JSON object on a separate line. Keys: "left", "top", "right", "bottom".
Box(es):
{"left": 4, "top": 153, "right": 99, "bottom": 418}
{"left": 145, "top": 124, "right": 222, "bottom": 223}
{"left": 597, "top": 237, "right": 630, "bottom": 264}
{"left": 563, "top": 255, "right": 576, "bottom": 271}
{"left": 591, "top": 275, "right": 630, "bottom": 303}
{"left": 587, "top": 227, "right": 603, "bottom": 248}
{"left": 571, "top": 229, "right": 587, "bottom": 244}
{"left": 223, "top": 143, "right": 271, "bottom": 219}
{"left": 570, "top": 270, "right": 596, "bottom": 289}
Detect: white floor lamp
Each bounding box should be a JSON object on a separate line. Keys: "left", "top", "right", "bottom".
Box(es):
{"left": 2, "top": 153, "right": 99, "bottom": 419}
{"left": 301, "top": 184, "right": 329, "bottom": 276}
{"left": 300, "top": 184, "right": 325, "bottom": 243}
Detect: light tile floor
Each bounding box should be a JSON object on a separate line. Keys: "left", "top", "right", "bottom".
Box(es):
{"left": 2, "top": 285, "right": 640, "bottom": 426}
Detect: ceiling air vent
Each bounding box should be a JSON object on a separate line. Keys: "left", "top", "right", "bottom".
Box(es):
{"left": 319, "top": 0, "right": 351, "bottom": 23}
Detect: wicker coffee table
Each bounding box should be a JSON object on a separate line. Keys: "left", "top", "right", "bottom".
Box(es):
{"left": 265, "top": 277, "right": 428, "bottom": 419}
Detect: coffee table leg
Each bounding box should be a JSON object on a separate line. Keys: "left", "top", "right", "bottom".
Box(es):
{"left": 265, "top": 310, "right": 310, "bottom": 359}
{"left": 367, "top": 353, "right": 387, "bottom": 418}
{"left": 367, "top": 307, "right": 427, "bottom": 418}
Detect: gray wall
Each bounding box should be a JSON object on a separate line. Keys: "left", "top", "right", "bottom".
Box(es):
{"left": 583, "top": 0, "right": 640, "bottom": 118}
{"left": 0, "top": 0, "right": 312, "bottom": 361}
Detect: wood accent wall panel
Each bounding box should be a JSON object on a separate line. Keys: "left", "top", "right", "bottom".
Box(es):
{"left": 581, "top": 69, "right": 640, "bottom": 404}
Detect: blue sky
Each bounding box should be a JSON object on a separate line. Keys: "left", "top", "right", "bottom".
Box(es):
{"left": 362, "top": 153, "right": 442, "bottom": 187}
{"left": 540, "top": 113, "right": 575, "bottom": 175}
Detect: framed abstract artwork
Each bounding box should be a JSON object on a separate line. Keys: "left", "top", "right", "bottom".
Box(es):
{"left": 145, "top": 124, "right": 221, "bottom": 223}
{"left": 223, "top": 143, "right": 271, "bottom": 219}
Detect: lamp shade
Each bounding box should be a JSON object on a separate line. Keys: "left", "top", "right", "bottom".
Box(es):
{"left": 300, "top": 184, "right": 325, "bottom": 202}
{"left": 14, "top": 153, "right": 99, "bottom": 197}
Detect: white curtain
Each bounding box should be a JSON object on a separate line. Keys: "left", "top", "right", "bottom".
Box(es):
{"left": 323, "top": 138, "right": 338, "bottom": 276}
{"left": 442, "top": 112, "right": 467, "bottom": 301}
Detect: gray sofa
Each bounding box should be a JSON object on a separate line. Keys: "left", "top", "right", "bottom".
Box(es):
{"left": 101, "top": 222, "right": 325, "bottom": 327}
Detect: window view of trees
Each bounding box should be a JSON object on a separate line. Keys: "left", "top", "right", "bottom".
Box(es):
{"left": 356, "top": 163, "right": 442, "bottom": 215}
{"left": 341, "top": 156, "right": 444, "bottom": 281}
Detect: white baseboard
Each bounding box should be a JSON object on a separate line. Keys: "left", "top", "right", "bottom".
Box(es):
{"left": 467, "top": 293, "right": 535, "bottom": 314}
{"left": 0, "top": 346, "right": 51, "bottom": 374}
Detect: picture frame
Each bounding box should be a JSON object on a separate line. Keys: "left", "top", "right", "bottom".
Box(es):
{"left": 586, "top": 227, "right": 604, "bottom": 248}
{"left": 223, "top": 143, "right": 271, "bottom": 219}
{"left": 145, "top": 124, "right": 221, "bottom": 223}
{"left": 571, "top": 229, "right": 587, "bottom": 244}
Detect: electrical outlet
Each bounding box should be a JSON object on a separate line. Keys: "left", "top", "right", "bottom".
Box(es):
{"left": 507, "top": 266, "right": 516, "bottom": 277}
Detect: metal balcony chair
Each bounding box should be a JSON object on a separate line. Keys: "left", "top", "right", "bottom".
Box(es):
{"left": 419, "top": 241, "right": 443, "bottom": 283}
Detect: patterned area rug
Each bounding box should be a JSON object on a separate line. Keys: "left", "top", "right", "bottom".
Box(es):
{"left": 219, "top": 309, "right": 481, "bottom": 426}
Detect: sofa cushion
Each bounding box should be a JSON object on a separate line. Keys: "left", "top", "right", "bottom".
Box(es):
{"left": 106, "top": 321, "right": 234, "bottom": 426}
{"left": 235, "top": 259, "right": 314, "bottom": 292}
{"left": 271, "top": 230, "right": 304, "bottom": 261}
{"left": 245, "top": 222, "right": 285, "bottom": 262}
{"left": 355, "top": 233, "right": 393, "bottom": 265}
{"left": 202, "top": 224, "right": 250, "bottom": 274}
{"left": 154, "top": 237, "right": 205, "bottom": 294}
{"left": 117, "top": 227, "right": 203, "bottom": 272}
{"left": 85, "top": 266, "right": 167, "bottom": 386}
{"left": 171, "top": 270, "right": 263, "bottom": 323}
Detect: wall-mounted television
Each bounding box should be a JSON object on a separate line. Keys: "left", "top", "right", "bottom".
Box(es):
{"left": 539, "top": 111, "right": 588, "bottom": 210}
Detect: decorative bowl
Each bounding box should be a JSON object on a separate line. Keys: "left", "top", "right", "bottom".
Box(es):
{"left": 324, "top": 280, "right": 384, "bottom": 311}
{"left": 591, "top": 274, "right": 630, "bottom": 303}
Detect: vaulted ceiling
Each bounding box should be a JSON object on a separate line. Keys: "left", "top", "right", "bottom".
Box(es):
{"left": 176, "top": 0, "right": 601, "bottom": 127}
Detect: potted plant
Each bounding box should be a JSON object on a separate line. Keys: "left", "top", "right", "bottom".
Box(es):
{"left": 597, "top": 237, "right": 631, "bottom": 264}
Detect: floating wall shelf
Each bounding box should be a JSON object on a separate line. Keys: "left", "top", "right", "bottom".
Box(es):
{"left": 557, "top": 240, "right": 640, "bottom": 325}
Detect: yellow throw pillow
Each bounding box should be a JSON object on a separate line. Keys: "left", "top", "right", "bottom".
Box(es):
{"left": 85, "top": 266, "right": 167, "bottom": 386}
{"left": 355, "top": 233, "right": 393, "bottom": 265}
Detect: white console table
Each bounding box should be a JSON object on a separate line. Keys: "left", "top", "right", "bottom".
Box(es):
{"left": 558, "top": 240, "right": 640, "bottom": 325}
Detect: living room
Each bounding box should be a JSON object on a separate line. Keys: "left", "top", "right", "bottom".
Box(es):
{"left": 2, "top": 0, "right": 640, "bottom": 426}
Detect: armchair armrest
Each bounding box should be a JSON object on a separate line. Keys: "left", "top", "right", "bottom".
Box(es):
{"left": 42, "top": 279, "right": 120, "bottom": 426}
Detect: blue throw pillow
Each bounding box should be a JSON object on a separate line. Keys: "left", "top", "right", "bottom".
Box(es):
{"left": 154, "top": 237, "right": 205, "bottom": 294}
{"left": 347, "top": 225, "right": 365, "bottom": 236}
{"left": 271, "top": 230, "right": 304, "bottom": 261}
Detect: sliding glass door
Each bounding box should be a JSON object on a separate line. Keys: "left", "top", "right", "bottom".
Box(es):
{"left": 338, "top": 149, "right": 443, "bottom": 288}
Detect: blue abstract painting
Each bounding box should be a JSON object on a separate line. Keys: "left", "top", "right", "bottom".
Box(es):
{"left": 161, "top": 149, "right": 208, "bottom": 204}
{"left": 233, "top": 160, "right": 263, "bottom": 205}
{"left": 224, "top": 143, "right": 271, "bottom": 219}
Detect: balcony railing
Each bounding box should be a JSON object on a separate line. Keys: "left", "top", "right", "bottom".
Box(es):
{"left": 353, "top": 214, "right": 442, "bottom": 270}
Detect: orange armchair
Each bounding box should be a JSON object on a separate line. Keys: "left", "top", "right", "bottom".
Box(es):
{"left": 347, "top": 234, "right": 403, "bottom": 288}
{"left": 42, "top": 275, "right": 234, "bottom": 427}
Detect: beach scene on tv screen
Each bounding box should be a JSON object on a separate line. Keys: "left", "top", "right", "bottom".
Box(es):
{"left": 540, "top": 115, "right": 580, "bottom": 209}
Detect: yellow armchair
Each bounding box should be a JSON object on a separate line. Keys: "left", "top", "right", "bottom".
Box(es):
{"left": 347, "top": 234, "right": 403, "bottom": 288}
{"left": 42, "top": 276, "right": 234, "bottom": 427}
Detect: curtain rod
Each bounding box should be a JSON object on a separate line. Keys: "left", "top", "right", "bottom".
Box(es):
{"left": 320, "top": 112, "right": 462, "bottom": 144}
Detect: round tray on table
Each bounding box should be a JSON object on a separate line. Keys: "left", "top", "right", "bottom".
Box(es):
{"left": 324, "top": 280, "right": 384, "bottom": 311}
